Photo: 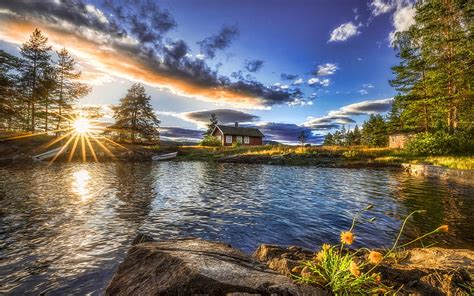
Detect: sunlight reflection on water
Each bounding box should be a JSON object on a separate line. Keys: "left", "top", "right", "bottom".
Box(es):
{"left": 0, "top": 162, "right": 472, "bottom": 294}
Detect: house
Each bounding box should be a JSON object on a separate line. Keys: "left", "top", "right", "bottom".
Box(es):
{"left": 389, "top": 132, "right": 415, "bottom": 149}
{"left": 211, "top": 123, "right": 264, "bottom": 146}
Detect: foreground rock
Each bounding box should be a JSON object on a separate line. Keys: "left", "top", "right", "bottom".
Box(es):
{"left": 254, "top": 244, "right": 473, "bottom": 295}
{"left": 106, "top": 238, "right": 326, "bottom": 296}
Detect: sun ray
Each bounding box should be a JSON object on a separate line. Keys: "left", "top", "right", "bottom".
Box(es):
{"left": 42, "top": 130, "right": 75, "bottom": 149}
{"left": 81, "top": 133, "right": 87, "bottom": 162}
{"left": 90, "top": 135, "right": 115, "bottom": 159}
{"left": 84, "top": 133, "right": 99, "bottom": 162}
{"left": 68, "top": 133, "right": 81, "bottom": 162}
{"left": 48, "top": 133, "right": 77, "bottom": 165}
{"left": 101, "top": 137, "right": 129, "bottom": 150}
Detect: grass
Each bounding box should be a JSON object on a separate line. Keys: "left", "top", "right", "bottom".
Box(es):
{"left": 176, "top": 145, "right": 473, "bottom": 169}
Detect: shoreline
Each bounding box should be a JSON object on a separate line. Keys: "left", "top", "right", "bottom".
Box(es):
{"left": 106, "top": 236, "right": 474, "bottom": 295}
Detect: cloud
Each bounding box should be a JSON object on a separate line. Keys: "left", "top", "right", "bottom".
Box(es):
{"left": 329, "top": 22, "right": 360, "bottom": 42}
{"left": 303, "top": 98, "right": 393, "bottom": 130}
{"left": 0, "top": 1, "right": 302, "bottom": 109}
{"left": 315, "top": 63, "right": 337, "bottom": 76}
{"left": 389, "top": 4, "right": 416, "bottom": 43}
{"left": 197, "top": 25, "right": 239, "bottom": 59}
{"left": 255, "top": 122, "right": 325, "bottom": 144}
{"left": 359, "top": 89, "right": 368, "bottom": 95}
{"left": 182, "top": 109, "right": 259, "bottom": 126}
{"left": 244, "top": 59, "right": 264, "bottom": 72}
{"left": 308, "top": 77, "right": 330, "bottom": 87}
{"left": 292, "top": 78, "right": 303, "bottom": 85}
{"left": 160, "top": 126, "right": 203, "bottom": 141}
{"left": 369, "top": 0, "right": 392, "bottom": 16}
{"left": 280, "top": 73, "right": 298, "bottom": 81}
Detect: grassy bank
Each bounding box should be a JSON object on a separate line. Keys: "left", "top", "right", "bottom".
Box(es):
{"left": 177, "top": 145, "right": 474, "bottom": 170}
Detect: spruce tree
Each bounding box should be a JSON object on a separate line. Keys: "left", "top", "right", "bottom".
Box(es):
{"left": 205, "top": 113, "right": 218, "bottom": 135}
{"left": 111, "top": 83, "right": 160, "bottom": 143}
{"left": 20, "top": 28, "right": 52, "bottom": 132}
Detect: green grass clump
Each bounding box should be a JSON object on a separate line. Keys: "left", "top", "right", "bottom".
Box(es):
{"left": 292, "top": 208, "right": 450, "bottom": 295}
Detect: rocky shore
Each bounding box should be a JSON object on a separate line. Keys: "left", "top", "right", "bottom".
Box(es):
{"left": 106, "top": 236, "right": 473, "bottom": 295}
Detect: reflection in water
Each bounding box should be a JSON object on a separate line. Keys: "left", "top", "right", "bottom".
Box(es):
{"left": 0, "top": 162, "right": 472, "bottom": 294}
{"left": 72, "top": 169, "right": 91, "bottom": 200}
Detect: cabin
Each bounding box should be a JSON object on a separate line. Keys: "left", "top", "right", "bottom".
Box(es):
{"left": 211, "top": 123, "right": 264, "bottom": 146}
{"left": 389, "top": 132, "right": 415, "bottom": 149}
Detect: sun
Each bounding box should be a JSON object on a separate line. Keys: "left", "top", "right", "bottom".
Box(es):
{"left": 73, "top": 118, "right": 90, "bottom": 134}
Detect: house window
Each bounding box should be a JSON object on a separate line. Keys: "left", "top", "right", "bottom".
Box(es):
{"left": 226, "top": 135, "right": 232, "bottom": 144}
{"left": 244, "top": 136, "right": 250, "bottom": 144}
{"left": 236, "top": 136, "right": 242, "bottom": 143}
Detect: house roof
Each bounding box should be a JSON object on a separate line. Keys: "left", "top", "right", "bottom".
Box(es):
{"left": 214, "top": 125, "right": 264, "bottom": 137}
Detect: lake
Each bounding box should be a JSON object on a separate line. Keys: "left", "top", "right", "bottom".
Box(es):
{"left": 1, "top": 162, "right": 473, "bottom": 295}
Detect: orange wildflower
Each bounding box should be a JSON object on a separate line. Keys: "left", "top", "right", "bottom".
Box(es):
{"left": 291, "top": 266, "right": 302, "bottom": 274}
{"left": 437, "top": 225, "right": 449, "bottom": 232}
{"left": 314, "top": 250, "right": 325, "bottom": 261}
{"left": 340, "top": 231, "right": 355, "bottom": 245}
{"left": 368, "top": 251, "right": 383, "bottom": 264}
{"left": 349, "top": 261, "right": 361, "bottom": 277}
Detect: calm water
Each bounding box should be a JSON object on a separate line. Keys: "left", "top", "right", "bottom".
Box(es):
{"left": 0, "top": 162, "right": 473, "bottom": 295}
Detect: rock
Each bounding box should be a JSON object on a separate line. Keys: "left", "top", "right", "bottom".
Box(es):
{"left": 253, "top": 245, "right": 313, "bottom": 277}
{"left": 106, "top": 238, "right": 326, "bottom": 296}
{"left": 131, "top": 233, "right": 155, "bottom": 246}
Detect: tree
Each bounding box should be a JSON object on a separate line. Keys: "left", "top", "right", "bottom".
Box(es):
{"left": 361, "top": 114, "right": 388, "bottom": 147}
{"left": 323, "top": 132, "right": 334, "bottom": 146}
{"left": 352, "top": 125, "right": 362, "bottom": 145}
{"left": 20, "top": 28, "right": 52, "bottom": 132}
{"left": 204, "top": 113, "right": 218, "bottom": 135}
{"left": 0, "top": 50, "right": 22, "bottom": 130}
{"left": 54, "top": 48, "right": 90, "bottom": 131}
{"left": 390, "top": 1, "right": 473, "bottom": 133}
{"left": 111, "top": 83, "right": 160, "bottom": 143}
{"left": 298, "top": 130, "right": 308, "bottom": 148}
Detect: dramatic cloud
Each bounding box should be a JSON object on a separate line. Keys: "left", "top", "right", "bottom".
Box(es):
{"left": 183, "top": 109, "right": 259, "bottom": 125}
{"left": 315, "top": 63, "right": 337, "bottom": 76}
{"left": 332, "top": 98, "right": 393, "bottom": 116}
{"left": 197, "top": 25, "right": 239, "bottom": 59}
{"left": 389, "top": 4, "right": 416, "bottom": 43}
{"left": 255, "top": 122, "right": 325, "bottom": 144}
{"left": 0, "top": 1, "right": 302, "bottom": 109}
{"left": 303, "top": 98, "right": 393, "bottom": 130}
{"left": 280, "top": 73, "right": 298, "bottom": 81}
{"left": 244, "top": 59, "right": 264, "bottom": 72}
{"left": 160, "top": 126, "right": 203, "bottom": 141}
{"left": 329, "top": 22, "right": 360, "bottom": 42}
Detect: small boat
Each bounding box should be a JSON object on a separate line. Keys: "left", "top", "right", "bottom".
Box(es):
{"left": 32, "top": 147, "right": 67, "bottom": 161}
{"left": 152, "top": 152, "right": 178, "bottom": 161}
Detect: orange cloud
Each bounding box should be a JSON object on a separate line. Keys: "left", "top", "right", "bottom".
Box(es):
{"left": 0, "top": 17, "right": 267, "bottom": 108}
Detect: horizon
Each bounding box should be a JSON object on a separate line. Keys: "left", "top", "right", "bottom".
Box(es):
{"left": 0, "top": 0, "right": 414, "bottom": 144}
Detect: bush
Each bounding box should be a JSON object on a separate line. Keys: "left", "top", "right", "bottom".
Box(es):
{"left": 405, "top": 130, "right": 473, "bottom": 156}
{"left": 199, "top": 135, "right": 221, "bottom": 147}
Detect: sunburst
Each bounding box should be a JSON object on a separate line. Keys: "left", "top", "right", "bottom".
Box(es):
{"left": 0, "top": 113, "right": 128, "bottom": 164}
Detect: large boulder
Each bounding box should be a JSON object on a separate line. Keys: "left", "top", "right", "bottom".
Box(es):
{"left": 106, "top": 238, "right": 326, "bottom": 296}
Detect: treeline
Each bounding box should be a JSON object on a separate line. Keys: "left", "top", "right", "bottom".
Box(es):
{"left": 389, "top": 0, "right": 472, "bottom": 133}
{"left": 0, "top": 29, "right": 89, "bottom": 133}
{"left": 324, "top": 114, "right": 388, "bottom": 147}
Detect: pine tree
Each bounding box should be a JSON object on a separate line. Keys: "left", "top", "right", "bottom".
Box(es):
{"left": 0, "top": 50, "right": 22, "bottom": 130}
{"left": 361, "top": 114, "right": 388, "bottom": 147}
{"left": 323, "top": 132, "right": 334, "bottom": 146}
{"left": 298, "top": 130, "right": 308, "bottom": 148}
{"left": 205, "top": 113, "right": 218, "bottom": 135}
{"left": 111, "top": 83, "right": 160, "bottom": 143}
{"left": 20, "top": 28, "right": 52, "bottom": 132}
{"left": 54, "top": 48, "right": 90, "bottom": 131}
{"left": 352, "top": 125, "right": 361, "bottom": 145}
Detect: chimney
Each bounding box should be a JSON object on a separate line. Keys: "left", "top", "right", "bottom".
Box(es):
{"left": 235, "top": 122, "right": 239, "bottom": 127}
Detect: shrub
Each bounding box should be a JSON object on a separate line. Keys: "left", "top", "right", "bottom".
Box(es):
{"left": 199, "top": 135, "right": 221, "bottom": 147}
{"left": 405, "top": 130, "right": 473, "bottom": 156}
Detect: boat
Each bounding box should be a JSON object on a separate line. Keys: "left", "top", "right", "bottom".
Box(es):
{"left": 32, "top": 147, "right": 67, "bottom": 161}
{"left": 152, "top": 152, "right": 178, "bottom": 161}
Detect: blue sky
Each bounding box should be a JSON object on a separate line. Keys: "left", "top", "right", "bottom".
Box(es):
{"left": 0, "top": 0, "right": 416, "bottom": 143}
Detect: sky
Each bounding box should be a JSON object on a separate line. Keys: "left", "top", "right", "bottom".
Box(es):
{"left": 0, "top": 0, "right": 416, "bottom": 144}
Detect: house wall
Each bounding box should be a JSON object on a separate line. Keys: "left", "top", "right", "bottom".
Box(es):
{"left": 211, "top": 129, "right": 262, "bottom": 146}
{"left": 389, "top": 133, "right": 413, "bottom": 149}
